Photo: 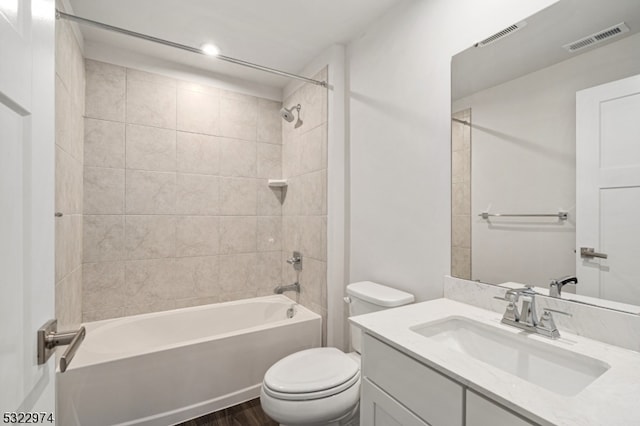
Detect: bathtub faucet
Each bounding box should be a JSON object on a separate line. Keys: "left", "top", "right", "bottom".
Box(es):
{"left": 274, "top": 282, "right": 300, "bottom": 294}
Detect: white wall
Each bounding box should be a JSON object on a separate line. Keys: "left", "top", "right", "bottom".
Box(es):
{"left": 346, "top": 0, "right": 557, "bottom": 301}
{"left": 453, "top": 32, "right": 640, "bottom": 288}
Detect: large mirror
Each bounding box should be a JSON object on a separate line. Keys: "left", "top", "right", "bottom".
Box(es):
{"left": 451, "top": 0, "right": 640, "bottom": 313}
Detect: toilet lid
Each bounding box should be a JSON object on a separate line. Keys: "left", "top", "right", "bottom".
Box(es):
{"left": 264, "top": 348, "right": 359, "bottom": 395}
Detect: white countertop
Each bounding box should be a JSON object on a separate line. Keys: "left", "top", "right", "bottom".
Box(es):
{"left": 350, "top": 298, "right": 640, "bottom": 426}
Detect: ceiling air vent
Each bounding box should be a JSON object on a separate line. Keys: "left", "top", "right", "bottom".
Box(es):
{"left": 475, "top": 21, "right": 527, "bottom": 48}
{"left": 563, "top": 23, "right": 629, "bottom": 53}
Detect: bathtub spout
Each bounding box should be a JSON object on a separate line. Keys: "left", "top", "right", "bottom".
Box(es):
{"left": 274, "top": 282, "right": 300, "bottom": 294}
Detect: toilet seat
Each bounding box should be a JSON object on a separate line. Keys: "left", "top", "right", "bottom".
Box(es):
{"left": 263, "top": 347, "right": 360, "bottom": 401}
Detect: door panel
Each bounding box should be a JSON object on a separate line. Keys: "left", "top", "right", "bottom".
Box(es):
{"left": 0, "top": 0, "right": 56, "bottom": 416}
{"left": 576, "top": 74, "right": 640, "bottom": 305}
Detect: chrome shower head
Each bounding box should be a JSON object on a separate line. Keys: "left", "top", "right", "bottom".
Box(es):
{"left": 280, "top": 104, "right": 302, "bottom": 127}
{"left": 280, "top": 106, "right": 295, "bottom": 122}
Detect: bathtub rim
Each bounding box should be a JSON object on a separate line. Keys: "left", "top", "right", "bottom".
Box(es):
{"left": 68, "top": 295, "right": 320, "bottom": 370}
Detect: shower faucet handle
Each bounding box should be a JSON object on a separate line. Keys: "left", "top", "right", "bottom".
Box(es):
{"left": 286, "top": 251, "right": 303, "bottom": 271}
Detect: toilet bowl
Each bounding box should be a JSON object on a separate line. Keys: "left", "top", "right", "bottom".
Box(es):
{"left": 260, "top": 281, "right": 414, "bottom": 426}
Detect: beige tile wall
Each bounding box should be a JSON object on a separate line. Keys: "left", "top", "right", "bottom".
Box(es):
{"left": 55, "top": 20, "right": 85, "bottom": 329}
{"left": 82, "top": 60, "right": 284, "bottom": 320}
{"left": 451, "top": 109, "right": 471, "bottom": 279}
{"left": 281, "top": 68, "right": 329, "bottom": 342}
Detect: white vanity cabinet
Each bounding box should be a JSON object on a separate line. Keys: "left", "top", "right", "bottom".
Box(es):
{"left": 465, "top": 391, "right": 534, "bottom": 426}
{"left": 361, "top": 334, "right": 535, "bottom": 426}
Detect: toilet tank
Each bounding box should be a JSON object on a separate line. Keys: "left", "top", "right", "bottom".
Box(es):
{"left": 346, "top": 281, "right": 414, "bottom": 353}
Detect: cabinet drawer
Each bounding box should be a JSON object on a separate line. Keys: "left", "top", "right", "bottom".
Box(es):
{"left": 466, "top": 390, "right": 535, "bottom": 426}
{"left": 362, "top": 334, "right": 463, "bottom": 426}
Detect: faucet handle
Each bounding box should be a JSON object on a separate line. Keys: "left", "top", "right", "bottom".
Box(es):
{"left": 494, "top": 293, "right": 520, "bottom": 322}
{"left": 537, "top": 308, "right": 571, "bottom": 339}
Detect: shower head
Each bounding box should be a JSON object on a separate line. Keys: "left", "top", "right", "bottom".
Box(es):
{"left": 280, "top": 106, "right": 295, "bottom": 122}
{"left": 280, "top": 104, "right": 302, "bottom": 127}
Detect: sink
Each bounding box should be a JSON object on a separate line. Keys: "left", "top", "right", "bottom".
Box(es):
{"left": 410, "top": 317, "right": 610, "bottom": 396}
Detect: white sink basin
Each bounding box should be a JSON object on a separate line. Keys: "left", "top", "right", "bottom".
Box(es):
{"left": 411, "top": 317, "right": 610, "bottom": 396}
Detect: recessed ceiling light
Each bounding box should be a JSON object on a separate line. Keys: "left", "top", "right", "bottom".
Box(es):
{"left": 201, "top": 43, "right": 220, "bottom": 56}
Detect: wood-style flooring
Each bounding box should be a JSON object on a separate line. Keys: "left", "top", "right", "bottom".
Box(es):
{"left": 176, "top": 398, "right": 278, "bottom": 426}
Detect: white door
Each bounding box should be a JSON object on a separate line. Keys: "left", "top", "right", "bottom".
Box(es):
{"left": 576, "top": 74, "right": 640, "bottom": 305}
{"left": 0, "top": 0, "right": 56, "bottom": 419}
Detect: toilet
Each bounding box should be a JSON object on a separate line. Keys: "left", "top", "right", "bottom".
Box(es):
{"left": 260, "top": 281, "right": 415, "bottom": 426}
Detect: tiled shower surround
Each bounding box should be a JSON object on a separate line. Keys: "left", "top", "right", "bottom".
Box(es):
{"left": 55, "top": 21, "right": 85, "bottom": 329}
{"left": 451, "top": 109, "right": 471, "bottom": 280}
{"left": 81, "top": 59, "right": 327, "bottom": 322}
{"left": 281, "top": 69, "right": 328, "bottom": 339}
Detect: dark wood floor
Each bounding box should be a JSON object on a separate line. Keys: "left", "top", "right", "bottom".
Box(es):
{"left": 176, "top": 398, "right": 278, "bottom": 426}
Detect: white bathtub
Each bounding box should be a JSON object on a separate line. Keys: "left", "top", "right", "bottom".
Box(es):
{"left": 57, "top": 295, "right": 321, "bottom": 426}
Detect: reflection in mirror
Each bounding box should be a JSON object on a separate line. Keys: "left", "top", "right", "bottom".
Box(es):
{"left": 451, "top": 0, "right": 640, "bottom": 313}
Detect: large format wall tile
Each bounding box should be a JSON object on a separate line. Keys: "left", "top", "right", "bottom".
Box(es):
{"left": 83, "top": 215, "right": 125, "bottom": 262}
{"left": 177, "top": 88, "right": 220, "bottom": 135}
{"left": 82, "top": 63, "right": 288, "bottom": 319}
{"left": 257, "top": 143, "right": 282, "bottom": 179}
{"left": 84, "top": 118, "right": 125, "bottom": 168}
{"left": 219, "top": 138, "right": 257, "bottom": 177}
{"left": 84, "top": 167, "right": 125, "bottom": 214}
{"left": 55, "top": 266, "right": 83, "bottom": 329}
{"left": 176, "top": 174, "right": 220, "bottom": 215}
{"left": 125, "top": 215, "right": 177, "bottom": 259}
{"left": 125, "top": 170, "right": 176, "bottom": 214}
{"left": 85, "top": 60, "right": 126, "bottom": 122}
{"left": 126, "top": 78, "right": 177, "bottom": 129}
{"left": 220, "top": 216, "right": 257, "bottom": 254}
{"left": 220, "top": 178, "right": 257, "bottom": 216}
{"left": 83, "top": 261, "right": 125, "bottom": 312}
{"left": 257, "top": 98, "right": 282, "bottom": 144}
{"left": 55, "top": 214, "right": 82, "bottom": 283}
{"left": 280, "top": 67, "right": 328, "bottom": 326}
{"left": 257, "top": 216, "right": 282, "bottom": 252}
{"left": 220, "top": 95, "right": 258, "bottom": 141}
{"left": 177, "top": 132, "right": 219, "bottom": 175}
{"left": 176, "top": 216, "right": 219, "bottom": 257}
{"left": 126, "top": 124, "right": 176, "bottom": 172}
{"left": 175, "top": 256, "right": 219, "bottom": 297}
{"left": 56, "top": 24, "right": 85, "bottom": 329}
{"left": 219, "top": 253, "right": 257, "bottom": 293}
{"left": 56, "top": 147, "right": 83, "bottom": 214}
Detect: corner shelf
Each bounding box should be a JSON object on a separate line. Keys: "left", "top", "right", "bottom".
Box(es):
{"left": 268, "top": 179, "right": 288, "bottom": 188}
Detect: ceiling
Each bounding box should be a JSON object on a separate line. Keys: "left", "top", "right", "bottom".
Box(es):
{"left": 452, "top": 0, "right": 640, "bottom": 100}
{"left": 68, "top": 0, "right": 405, "bottom": 88}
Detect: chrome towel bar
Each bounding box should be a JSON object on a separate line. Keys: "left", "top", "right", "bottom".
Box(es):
{"left": 479, "top": 211, "right": 568, "bottom": 220}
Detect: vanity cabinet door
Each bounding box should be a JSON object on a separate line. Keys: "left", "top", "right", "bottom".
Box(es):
{"left": 362, "top": 378, "right": 431, "bottom": 426}
{"left": 362, "top": 334, "right": 464, "bottom": 426}
{"left": 465, "top": 391, "right": 535, "bottom": 426}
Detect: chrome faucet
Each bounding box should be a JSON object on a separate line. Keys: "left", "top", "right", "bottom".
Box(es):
{"left": 274, "top": 282, "right": 300, "bottom": 294}
{"left": 549, "top": 275, "right": 578, "bottom": 298}
{"left": 496, "top": 285, "right": 571, "bottom": 339}
{"left": 286, "top": 251, "right": 303, "bottom": 271}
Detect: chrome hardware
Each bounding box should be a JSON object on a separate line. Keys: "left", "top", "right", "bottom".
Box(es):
{"left": 549, "top": 275, "right": 578, "bottom": 298}
{"left": 274, "top": 282, "right": 300, "bottom": 294}
{"left": 286, "top": 251, "right": 303, "bottom": 271}
{"left": 479, "top": 211, "right": 568, "bottom": 220}
{"left": 54, "top": 212, "right": 63, "bottom": 217}
{"left": 343, "top": 296, "right": 352, "bottom": 304}
{"left": 537, "top": 308, "right": 572, "bottom": 339}
{"left": 37, "top": 319, "right": 86, "bottom": 372}
{"left": 286, "top": 304, "right": 297, "bottom": 319}
{"left": 496, "top": 287, "right": 570, "bottom": 339}
{"left": 580, "top": 247, "right": 608, "bottom": 259}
